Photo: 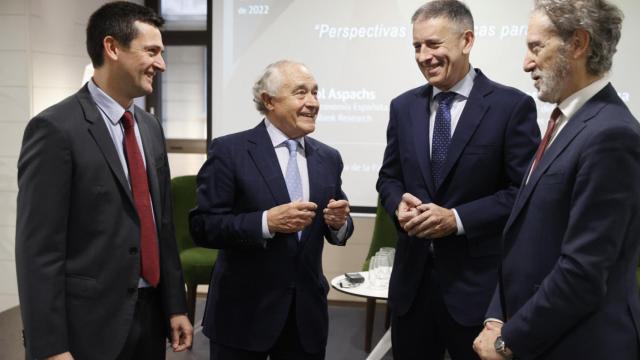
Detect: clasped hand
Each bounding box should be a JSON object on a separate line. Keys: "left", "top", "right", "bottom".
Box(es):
{"left": 396, "top": 193, "right": 457, "bottom": 239}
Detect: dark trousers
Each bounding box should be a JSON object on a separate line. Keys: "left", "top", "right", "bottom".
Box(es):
{"left": 210, "top": 297, "right": 325, "bottom": 360}
{"left": 392, "top": 264, "right": 482, "bottom": 360}
{"left": 116, "top": 287, "right": 166, "bottom": 360}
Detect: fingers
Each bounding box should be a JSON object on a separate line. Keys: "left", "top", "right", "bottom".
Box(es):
{"left": 326, "top": 199, "right": 348, "bottom": 209}
{"left": 401, "top": 192, "right": 422, "bottom": 207}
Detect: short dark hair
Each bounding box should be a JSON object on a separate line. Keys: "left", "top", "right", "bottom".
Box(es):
{"left": 411, "top": 0, "right": 474, "bottom": 32}
{"left": 86, "top": 1, "right": 164, "bottom": 68}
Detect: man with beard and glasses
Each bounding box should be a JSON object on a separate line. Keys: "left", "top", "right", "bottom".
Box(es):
{"left": 376, "top": 1, "right": 539, "bottom": 359}
{"left": 473, "top": 1, "right": 640, "bottom": 359}
{"left": 190, "top": 60, "right": 353, "bottom": 360}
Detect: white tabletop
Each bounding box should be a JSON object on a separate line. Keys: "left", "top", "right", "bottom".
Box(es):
{"left": 330, "top": 271, "right": 388, "bottom": 300}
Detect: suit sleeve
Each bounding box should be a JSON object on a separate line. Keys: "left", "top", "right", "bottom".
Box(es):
{"left": 324, "top": 149, "right": 354, "bottom": 245}
{"left": 153, "top": 119, "right": 188, "bottom": 318}
{"left": 455, "top": 94, "right": 539, "bottom": 240}
{"left": 376, "top": 99, "right": 408, "bottom": 221}
{"left": 16, "top": 116, "right": 72, "bottom": 358}
{"left": 189, "top": 138, "right": 266, "bottom": 250}
{"left": 502, "top": 125, "right": 640, "bottom": 358}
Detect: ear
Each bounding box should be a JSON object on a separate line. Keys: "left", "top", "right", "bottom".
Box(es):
{"left": 461, "top": 30, "right": 475, "bottom": 55}
{"left": 103, "top": 36, "right": 119, "bottom": 62}
{"left": 571, "top": 29, "right": 590, "bottom": 60}
{"left": 261, "top": 92, "right": 275, "bottom": 111}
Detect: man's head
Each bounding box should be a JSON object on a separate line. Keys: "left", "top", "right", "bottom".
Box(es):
{"left": 411, "top": 0, "right": 475, "bottom": 91}
{"left": 253, "top": 60, "right": 319, "bottom": 139}
{"left": 524, "top": 0, "right": 623, "bottom": 103}
{"left": 87, "top": 2, "right": 166, "bottom": 102}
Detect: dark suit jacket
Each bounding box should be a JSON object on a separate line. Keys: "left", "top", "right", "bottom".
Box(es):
{"left": 377, "top": 69, "right": 540, "bottom": 326}
{"left": 486, "top": 84, "right": 640, "bottom": 359}
{"left": 15, "top": 85, "right": 187, "bottom": 360}
{"left": 189, "top": 121, "right": 354, "bottom": 353}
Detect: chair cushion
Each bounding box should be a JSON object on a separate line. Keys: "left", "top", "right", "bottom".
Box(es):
{"left": 180, "top": 247, "right": 218, "bottom": 285}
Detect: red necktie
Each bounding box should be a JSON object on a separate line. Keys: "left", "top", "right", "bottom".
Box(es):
{"left": 122, "top": 111, "right": 160, "bottom": 287}
{"left": 530, "top": 107, "right": 562, "bottom": 175}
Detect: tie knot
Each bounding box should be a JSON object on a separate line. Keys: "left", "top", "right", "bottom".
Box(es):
{"left": 435, "top": 91, "right": 456, "bottom": 106}
{"left": 550, "top": 107, "right": 562, "bottom": 123}
{"left": 121, "top": 111, "right": 135, "bottom": 130}
{"left": 285, "top": 139, "right": 298, "bottom": 155}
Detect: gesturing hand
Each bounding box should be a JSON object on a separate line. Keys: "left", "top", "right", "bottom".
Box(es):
{"left": 267, "top": 201, "right": 317, "bottom": 233}
{"left": 323, "top": 199, "right": 350, "bottom": 230}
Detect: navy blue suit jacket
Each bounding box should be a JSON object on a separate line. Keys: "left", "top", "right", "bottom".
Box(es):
{"left": 189, "top": 121, "right": 354, "bottom": 353}
{"left": 486, "top": 84, "right": 640, "bottom": 359}
{"left": 377, "top": 69, "right": 540, "bottom": 326}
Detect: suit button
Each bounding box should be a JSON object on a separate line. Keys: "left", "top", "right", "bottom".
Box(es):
{"left": 127, "top": 287, "right": 136, "bottom": 295}
{"left": 129, "top": 247, "right": 138, "bottom": 255}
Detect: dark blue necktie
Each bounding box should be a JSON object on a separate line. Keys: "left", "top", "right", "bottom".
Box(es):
{"left": 431, "top": 92, "right": 456, "bottom": 186}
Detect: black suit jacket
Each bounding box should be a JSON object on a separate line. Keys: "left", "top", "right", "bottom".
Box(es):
{"left": 486, "top": 84, "right": 640, "bottom": 359}
{"left": 190, "top": 121, "right": 354, "bottom": 353}
{"left": 377, "top": 70, "right": 540, "bottom": 325}
{"left": 16, "top": 85, "right": 187, "bottom": 360}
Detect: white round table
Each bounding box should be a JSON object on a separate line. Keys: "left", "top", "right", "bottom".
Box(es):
{"left": 330, "top": 271, "right": 392, "bottom": 360}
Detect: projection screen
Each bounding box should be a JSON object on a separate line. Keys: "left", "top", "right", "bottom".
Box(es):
{"left": 211, "top": 0, "right": 639, "bottom": 209}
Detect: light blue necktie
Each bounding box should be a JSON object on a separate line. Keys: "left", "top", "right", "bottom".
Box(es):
{"left": 284, "top": 139, "right": 303, "bottom": 240}
{"left": 431, "top": 92, "right": 456, "bottom": 186}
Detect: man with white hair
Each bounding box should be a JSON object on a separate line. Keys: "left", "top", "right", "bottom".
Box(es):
{"left": 474, "top": 1, "right": 640, "bottom": 359}
{"left": 190, "top": 60, "right": 353, "bottom": 360}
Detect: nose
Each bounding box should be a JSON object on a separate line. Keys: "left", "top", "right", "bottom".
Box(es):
{"left": 154, "top": 53, "right": 166, "bottom": 73}
{"left": 415, "top": 44, "right": 433, "bottom": 64}
{"left": 306, "top": 92, "right": 319, "bottom": 109}
{"left": 523, "top": 52, "right": 535, "bottom": 73}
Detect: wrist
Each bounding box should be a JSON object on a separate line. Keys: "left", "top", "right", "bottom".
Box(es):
{"left": 494, "top": 336, "right": 513, "bottom": 359}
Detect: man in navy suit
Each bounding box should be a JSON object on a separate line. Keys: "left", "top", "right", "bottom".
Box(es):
{"left": 190, "top": 60, "right": 354, "bottom": 360}
{"left": 473, "top": 1, "right": 640, "bottom": 359}
{"left": 376, "top": 1, "right": 539, "bottom": 359}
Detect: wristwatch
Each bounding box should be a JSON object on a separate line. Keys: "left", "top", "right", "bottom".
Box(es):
{"left": 494, "top": 336, "right": 513, "bottom": 359}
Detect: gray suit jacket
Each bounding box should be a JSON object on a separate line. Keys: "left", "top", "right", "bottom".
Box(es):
{"left": 16, "top": 85, "right": 187, "bottom": 360}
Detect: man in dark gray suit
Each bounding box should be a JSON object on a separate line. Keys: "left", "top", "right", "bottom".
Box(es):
{"left": 16, "top": 2, "right": 192, "bottom": 359}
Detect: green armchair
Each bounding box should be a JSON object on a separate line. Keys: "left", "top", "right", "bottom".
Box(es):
{"left": 171, "top": 175, "right": 218, "bottom": 324}
{"left": 361, "top": 198, "right": 398, "bottom": 352}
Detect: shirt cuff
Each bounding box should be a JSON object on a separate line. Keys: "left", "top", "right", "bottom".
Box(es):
{"left": 261, "top": 211, "right": 275, "bottom": 239}
{"left": 483, "top": 318, "right": 504, "bottom": 326}
{"left": 452, "top": 208, "right": 465, "bottom": 235}
{"left": 331, "top": 221, "right": 348, "bottom": 241}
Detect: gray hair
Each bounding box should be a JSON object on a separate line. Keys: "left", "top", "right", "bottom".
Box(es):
{"left": 534, "top": 0, "right": 623, "bottom": 76}
{"left": 252, "top": 60, "right": 307, "bottom": 115}
{"left": 411, "top": 0, "right": 474, "bottom": 32}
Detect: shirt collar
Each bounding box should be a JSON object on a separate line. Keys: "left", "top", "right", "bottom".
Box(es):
{"left": 87, "top": 79, "right": 135, "bottom": 124}
{"left": 264, "top": 118, "right": 306, "bottom": 149}
{"left": 557, "top": 76, "right": 609, "bottom": 120}
{"left": 432, "top": 66, "right": 476, "bottom": 100}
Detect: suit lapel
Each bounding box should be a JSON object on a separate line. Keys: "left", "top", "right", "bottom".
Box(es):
{"left": 247, "top": 122, "right": 291, "bottom": 206}
{"left": 79, "top": 86, "right": 134, "bottom": 205}
{"left": 136, "top": 108, "right": 162, "bottom": 226}
{"left": 411, "top": 86, "right": 437, "bottom": 196}
{"left": 503, "top": 86, "right": 612, "bottom": 232}
{"left": 437, "top": 72, "right": 489, "bottom": 190}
